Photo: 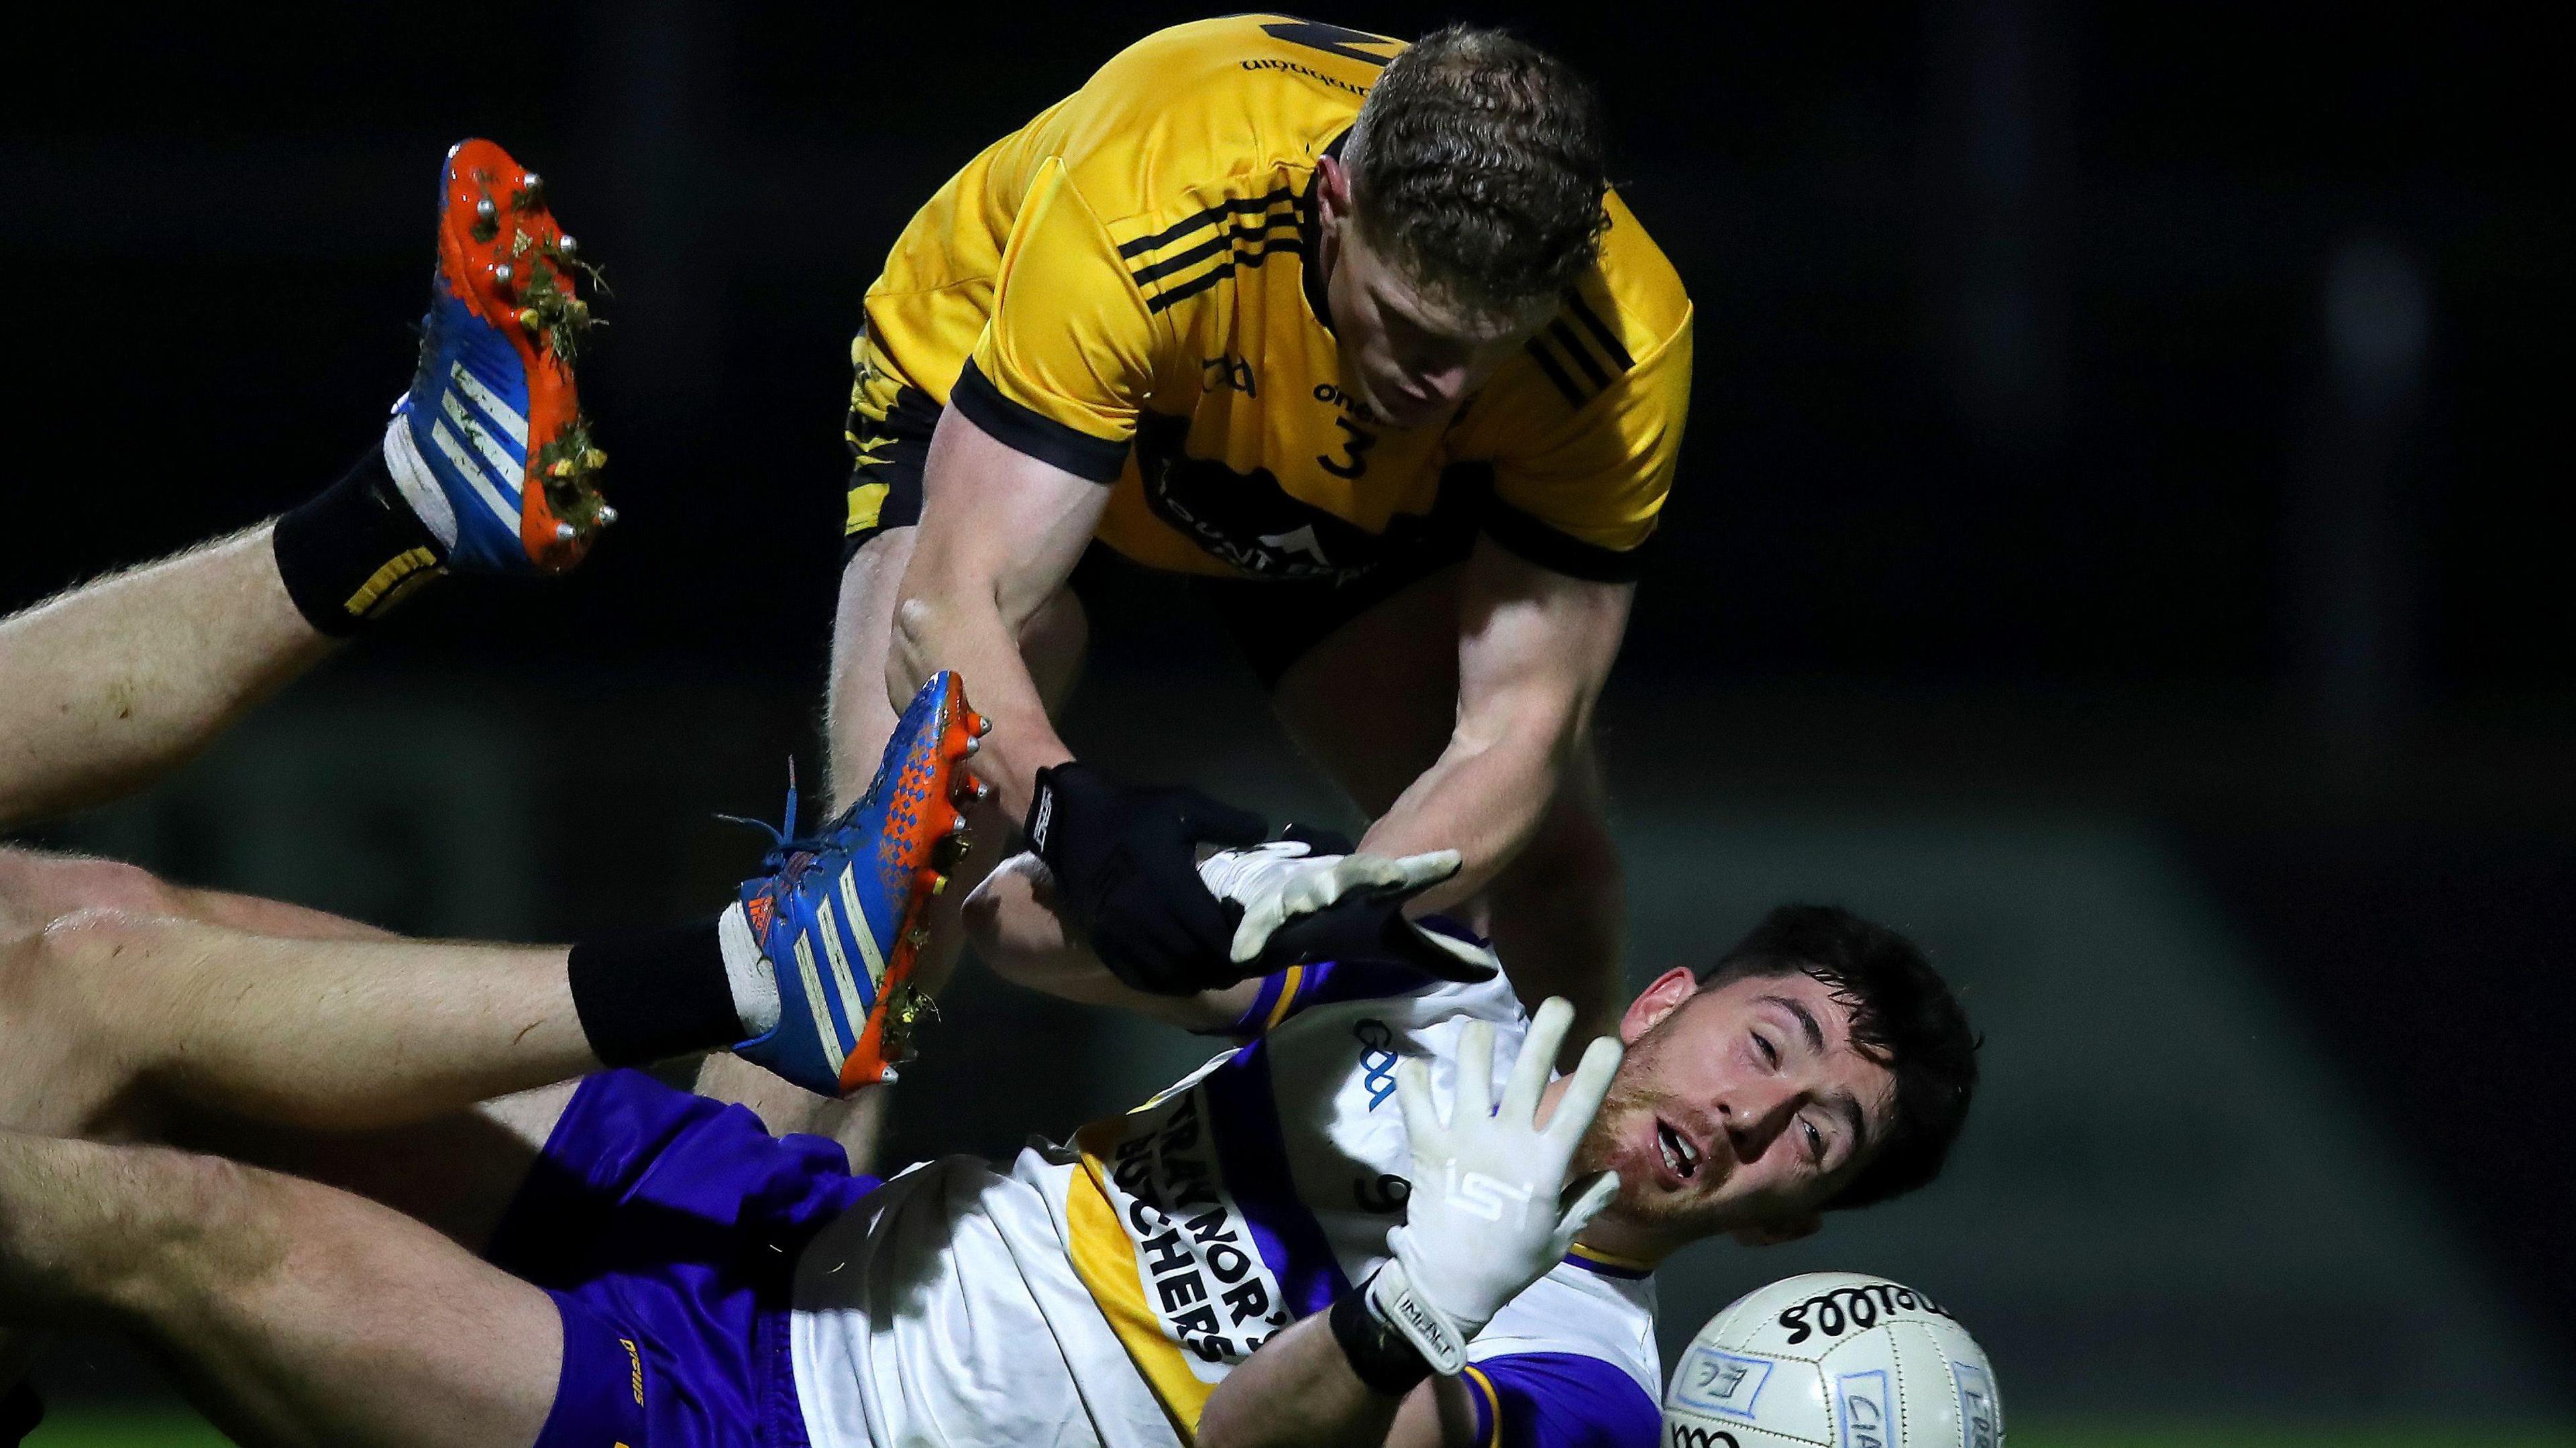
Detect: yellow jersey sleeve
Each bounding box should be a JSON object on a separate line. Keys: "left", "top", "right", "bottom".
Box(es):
{"left": 1468, "top": 296, "right": 1693, "bottom": 583}
{"left": 951, "top": 156, "right": 1159, "bottom": 483}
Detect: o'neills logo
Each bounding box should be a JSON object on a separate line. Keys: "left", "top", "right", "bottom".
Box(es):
{"left": 1104, "top": 1092, "right": 1293, "bottom": 1380}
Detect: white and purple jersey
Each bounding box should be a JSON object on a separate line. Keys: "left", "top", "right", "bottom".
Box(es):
{"left": 790, "top": 959, "right": 1662, "bottom": 1447}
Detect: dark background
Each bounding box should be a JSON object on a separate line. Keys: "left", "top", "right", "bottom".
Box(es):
{"left": 4, "top": 0, "right": 2570, "bottom": 1430}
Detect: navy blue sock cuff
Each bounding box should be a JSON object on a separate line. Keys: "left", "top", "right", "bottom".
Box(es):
{"left": 568, "top": 920, "right": 741, "bottom": 1068}
{"left": 272, "top": 442, "right": 445, "bottom": 636}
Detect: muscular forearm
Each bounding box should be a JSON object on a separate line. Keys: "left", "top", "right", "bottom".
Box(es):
{"left": 1358, "top": 542, "right": 1630, "bottom": 917}
{"left": 886, "top": 588, "right": 1071, "bottom": 822}
{"left": 1359, "top": 708, "right": 1570, "bottom": 913}
{"left": 0, "top": 526, "right": 332, "bottom": 829}
{"left": 881, "top": 407, "right": 1105, "bottom": 823}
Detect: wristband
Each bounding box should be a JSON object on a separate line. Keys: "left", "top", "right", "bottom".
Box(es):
{"left": 1330, "top": 1278, "right": 1435, "bottom": 1395}
{"left": 1024, "top": 762, "right": 1076, "bottom": 860}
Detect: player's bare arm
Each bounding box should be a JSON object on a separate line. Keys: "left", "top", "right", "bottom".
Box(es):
{"left": 959, "top": 848, "right": 1254, "bottom": 1029}
{"left": 885, "top": 403, "right": 1108, "bottom": 820}
{"left": 1359, "top": 537, "right": 1633, "bottom": 915}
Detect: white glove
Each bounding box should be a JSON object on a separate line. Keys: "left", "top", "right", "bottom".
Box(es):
{"left": 1197, "top": 842, "right": 1495, "bottom": 980}
{"left": 1370, "top": 997, "right": 1623, "bottom": 1374}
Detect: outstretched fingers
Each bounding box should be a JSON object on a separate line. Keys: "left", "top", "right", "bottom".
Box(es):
{"left": 1395, "top": 1054, "right": 1444, "bottom": 1148}
{"left": 1546, "top": 1034, "right": 1625, "bottom": 1154}
{"left": 1452, "top": 1019, "right": 1498, "bottom": 1122}
{"left": 1379, "top": 849, "right": 1462, "bottom": 896}
{"left": 1552, "top": 1170, "right": 1623, "bottom": 1255}
{"left": 1502, "top": 997, "right": 1576, "bottom": 1125}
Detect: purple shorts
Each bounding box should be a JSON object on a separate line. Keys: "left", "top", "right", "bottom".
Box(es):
{"left": 484, "top": 1070, "right": 882, "bottom": 1448}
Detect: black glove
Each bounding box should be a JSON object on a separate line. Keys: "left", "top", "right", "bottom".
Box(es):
{"left": 1256, "top": 879, "right": 1499, "bottom": 983}
{"left": 1026, "top": 761, "right": 1269, "bottom": 995}
{"left": 1195, "top": 837, "right": 1499, "bottom": 983}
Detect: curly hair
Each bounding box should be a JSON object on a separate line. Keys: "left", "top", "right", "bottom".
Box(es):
{"left": 1696, "top": 905, "right": 1982, "bottom": 1211}
{"left": 1342, "top": 24, "right": 1612, "bottom": 320}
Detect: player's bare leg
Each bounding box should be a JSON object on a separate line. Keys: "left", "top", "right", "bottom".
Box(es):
{"left": 0, "top": 1129, "right": 559, "bottom": 1448}
{"left": 0, "top": 847, "right": 571, "bottom": 1229}
{"left": 702, "top": 527, "right": 1082, "bottom": 1156}
{"left": 0, "top": 905, "right": 594, "bottom": 1147}
{"left": 0, "top": 850, "right": 574, "bottom": 1433}
{"left": 0, "top": 531, "right": 337, "bottom": 831}
{"left": 0, "top": 657, "right": 985, "bottom": 1219}
{"left": 1267, "top": 564, "right": 1628, "bottom": 1053}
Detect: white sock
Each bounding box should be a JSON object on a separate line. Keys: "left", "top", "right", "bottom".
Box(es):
{"left": 380, "top": 406, "right": 461, "bottom": 551}
{"left": 715, "top": 902, "right": 782, "bottom": 1038}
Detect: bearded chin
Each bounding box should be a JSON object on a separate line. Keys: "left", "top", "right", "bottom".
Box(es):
{"left": 1573, "top": 1074, "right": 1654, "bottom": 1182}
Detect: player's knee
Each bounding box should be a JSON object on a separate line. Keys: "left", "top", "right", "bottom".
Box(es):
{"left": 32, "top": 904, "right": 160, "bottom": 983}
{"left": 0, "top": 848, "right": 182, "bottom": 927}
{"left": 17, "top": 907, "right": 186, "bottom": 1056}
{"left": 73, "top": 1148, "right": 288, "bottom": 1323}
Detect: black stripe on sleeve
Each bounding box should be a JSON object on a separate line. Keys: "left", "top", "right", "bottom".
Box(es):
{"left": 1130, "top": 211, "right": 1298, "bottom": 288}
{"left": 1145, "top": 237, "right": 1305, "bottom": 314}
{"left": 1522, "top": 337, "right": 1589, "bottom": 408}
{"left": 949, "top": 358, "right": 1131, "bottom": 483}
{"left": 1118, "top": 188, "right": 1301, "bottom": 260}
{"left": 1548, "top": 319, "right": 1614, "bottom": 393}
{"left": 1565, "top": 292, "right": 1635, "bottom": 372}
{"left": 1479, "top": 496, "right": 1654, "bottom": 583}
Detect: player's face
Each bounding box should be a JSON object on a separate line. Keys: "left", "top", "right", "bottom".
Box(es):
{"left": 1570, "top": 969, "right": 1900, "bottom": 1258}
{"left": 1313, "top": 160, "right": 1544, "bottom": 431}
{"left": 1323, "top": 229, "right": 1538, "bottom": 431}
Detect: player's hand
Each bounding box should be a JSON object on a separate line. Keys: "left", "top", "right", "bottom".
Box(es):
{"left": 1197, "top": 840, "right": 1497, "bottom": 983}
{"left": 1024, "top": 761, "right": 1270, "bottom": 996}
{"left": 1368, "top": 999, "right": 1622, "bottom": 1374}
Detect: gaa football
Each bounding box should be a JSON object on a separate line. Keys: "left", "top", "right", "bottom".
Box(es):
{"left": 1662, "top": 1273, "right": 2003, "bottom": 1448}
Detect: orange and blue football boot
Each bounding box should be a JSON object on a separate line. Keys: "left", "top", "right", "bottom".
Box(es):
{"left": 383, "top": 137, "right": 609, "bottom": 574}
{"left": 732, "top": 672, "right": 991, "bottom": 1094}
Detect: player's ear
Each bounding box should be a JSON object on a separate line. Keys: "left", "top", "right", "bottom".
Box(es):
{"left": 1728, "top": 1214, "right": 1821, "bottom": 1249}
{"left": 1620, "top": 966, "right": 1698, "bottom": 1045}
{"left": 1316, "top": 154, "right": 1352, "bottom": 224}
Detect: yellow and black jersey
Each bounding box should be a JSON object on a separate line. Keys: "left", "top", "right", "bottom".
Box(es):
{"left": 846, "top": 14, "right": 1693, "bottom": 583}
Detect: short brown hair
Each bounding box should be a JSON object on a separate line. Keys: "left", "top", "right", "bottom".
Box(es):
{"left": 1343, "top": 24, "right": 1612, "bottom": 319}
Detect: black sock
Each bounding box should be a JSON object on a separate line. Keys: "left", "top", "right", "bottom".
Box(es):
{"left": 567, "top": 920, "right": 745, "bottom": 1068}
{"left": 272, "top": 441, "right": 445, "bottom": 636}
